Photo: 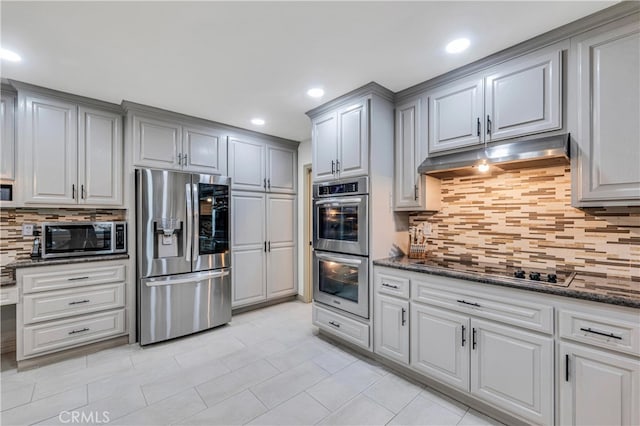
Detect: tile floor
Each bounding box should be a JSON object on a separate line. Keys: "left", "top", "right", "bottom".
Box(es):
{"left": 0, "top": 301, "right": 503, "bottom": 426}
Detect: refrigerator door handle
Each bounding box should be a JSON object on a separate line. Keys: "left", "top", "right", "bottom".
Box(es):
{"left": 192, "top": 181, "right": 199, "bottom": 261}
{"left": 144, "top": 270, "right": 230, "bottom": 287}
{"left": 185, "top": 182, "right": 193, "bottom": 262}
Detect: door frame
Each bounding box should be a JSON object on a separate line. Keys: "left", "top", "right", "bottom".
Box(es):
{"left": 302, "top": 164, "right": 313, "bottom": 303}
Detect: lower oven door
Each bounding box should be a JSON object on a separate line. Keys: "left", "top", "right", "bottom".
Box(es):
{"left": 139, "top": 268, "right": 231, "bottom": 345}
{"left": 313, "top": 251, "right": 369, "bottom": 319}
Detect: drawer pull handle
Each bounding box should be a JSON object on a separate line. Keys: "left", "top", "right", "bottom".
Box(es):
{"left": 69, "top": 299, "right": 90, "bottom": 305}
{"left": 457, "top": 299, "right": 481, "bottom": 307}
{"left": 68, "top": 276, "right": 90, "bottom": 281}
{"left": 68, "top": 327, "right": 89, "bottom": 335}
{"left": 382, "top": 282, "right": 399, "bottom": 289}
{"left": 579, "top": 327, "right": 622, "bottom": 340}
{"left": 328, "top": 321, "right": 341, "bottom": 328}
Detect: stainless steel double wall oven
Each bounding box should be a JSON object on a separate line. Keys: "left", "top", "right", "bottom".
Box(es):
{"left": 313, "top": 177, "right": 369, "bottom": 318}
{"left": 136, "top": 169, "right": 231, "bottom": 345}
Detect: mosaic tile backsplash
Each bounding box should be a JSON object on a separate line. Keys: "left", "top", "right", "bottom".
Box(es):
{"left": 409, "top": 165, "right": 640, "bottom": 279}
{"left": 0, "top": 208, "right": 127, "bottom": 282}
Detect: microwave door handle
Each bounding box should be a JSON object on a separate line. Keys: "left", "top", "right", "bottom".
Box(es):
{"left": 316, "top": 253, "right": 362, "bottom": 267}
{"left": 185, "top": 183, "right": 193, "bottom": 262}
{"left": 314, "top": 197, "right": 362, "bottom": 206}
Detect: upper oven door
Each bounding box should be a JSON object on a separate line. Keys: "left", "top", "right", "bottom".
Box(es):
{"left": 313, "top": 195, "right": 368, "bottom": 256}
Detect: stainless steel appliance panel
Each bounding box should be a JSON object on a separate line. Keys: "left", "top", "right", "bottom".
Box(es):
{"left": 41, "top": 221, "right": 127, "bottom": 259}
{"left": 139, "top": 269, "right": 231, "bottom": 345}
{"left": 137, "top": 169, "right": 191, "bottom": 278}
{"left": 313, "top": 195, "right": 368, "bottom": 256}
{"left": 192, "top": 174, "right": 230, "bottom": 272}
{"left": 313, "top": 251, "right": 369, "bottom": 318}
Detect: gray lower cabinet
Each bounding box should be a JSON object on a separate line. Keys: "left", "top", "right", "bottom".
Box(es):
{"left": 572, "top": 15, "right": 640, "bottom": 206}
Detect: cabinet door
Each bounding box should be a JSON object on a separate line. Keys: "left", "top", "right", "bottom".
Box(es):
{"left": 132, "top": 114, "right": 182, "bottom": 170}
{"left": 231, "top": 192, "right": 266, "bottom": 306}
{"left": 22, "top": 95, "right": 78, "bottom": 204}
{"left": 1, "top": 93, "right": 15, "bottom": 181}
{"left": 78, "top": 107, "right": 122, "bottom": 206}
{"left": 183, "top": 125, "right": 227, "bottom": 175}
{"left": 266, "top": 145, "right": 296, "bottom": 193}
{"left": 470, "top": 319, "right": 553, "bottom": 425}
{"left": 311, "top": 111, "right": 338, "bottom": 181}
{"left": 374, "top": 294, "right": 409, "bottom": 364}
{"left": 574, "top": 20, "right": 640, "bottom": 203}
{"left": 411, "top": 303, "right": 470, "bottom": 392}
{"left": 428, "top": 77, "right": 484, "bottom": 154}
{"left": 394, "top": 99, "right": 422, "bottom": 210}
{"left": 485, "top": 48, "right": 562, "bottom": 141}
{"left": 266, "top": 194, "right": 296, "bottom": 298}
{"left": 559, "top": 342, "right": 640, "bottom": 426}
{"left": 337, "top": 99, "right": 368, "bottom": 179}
{"left": 228, "top": 137, "right": 266, "bottom": 191}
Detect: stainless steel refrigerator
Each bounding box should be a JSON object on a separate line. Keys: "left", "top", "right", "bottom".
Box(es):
{"left": 136, "top": 168, "right": 231, "bottom": 345}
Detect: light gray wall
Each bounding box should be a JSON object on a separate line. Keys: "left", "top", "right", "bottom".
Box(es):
{"left": 297, "top": 138, "right": 311, "bottom": 295}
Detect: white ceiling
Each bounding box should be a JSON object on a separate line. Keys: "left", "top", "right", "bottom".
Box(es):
{"left": 1, "top": 1, "right": 616, "bottom": 142}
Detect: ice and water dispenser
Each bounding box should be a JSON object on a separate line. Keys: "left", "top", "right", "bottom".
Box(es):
{"left": 154, "top": 218, "right": 183, "bottom": 258}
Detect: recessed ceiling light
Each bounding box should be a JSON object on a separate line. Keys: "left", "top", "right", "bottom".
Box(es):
{"left": 0, "top": 48, "right": 22, "bottom": 62}
{"left": 251, "top": 118, "right": 265, "bottom": 126}
{"left": 307, "top": 88, "right": 325, "bottom": 98}
{"left": 445, "top": 38, "right": 470, "bottom": 54}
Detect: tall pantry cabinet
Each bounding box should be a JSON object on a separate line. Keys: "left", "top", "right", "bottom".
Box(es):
{"left": 228, "top": 135, "right": 299, "bottom": 308}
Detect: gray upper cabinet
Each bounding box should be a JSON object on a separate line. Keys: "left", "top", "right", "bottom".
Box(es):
{"left": 311, "top": 111, "right": 338, "bottom": 181}
{"left": 1, "top": 92, "right": 16, "bottom": 181}
{"left": 19, "top": 91, "right": 123, "bottom": 206}
{"left": 311, "top": 97, "right": 368, "bottom": 181}
{"left": 228, "top": 136, "right": 296, "bottom": 193}
{"left": 394, "top": 98, "right": 441, "bottom": 211}
{"left": 485, "top": 49, "right": 562, "bottom": 141}
{"left": 183, "top": 125, "right": 227, "bottom": 175}
{"left": 21, "top": 95, "right": 78, "bottom": 205}
{"left": 427, "top": 77, "right": 484, "bottom": 154}
{"left": 425, "top": 43, "right": 564, "bottom": 156}
{"left": 131, "top": 109, "right": 227, "bottom": 175}
{"left": 572, "top": 16, "right": 640, "bottom": 206}
{"left": 133, "top": 114, "right": 181, "bottom": 170}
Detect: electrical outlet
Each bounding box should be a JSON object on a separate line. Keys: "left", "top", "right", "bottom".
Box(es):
{"left": 422, "top": 222, "right": 432, "bottom": 236}
{"left": 22, "top": 224, "right": 34, "bottom": 236}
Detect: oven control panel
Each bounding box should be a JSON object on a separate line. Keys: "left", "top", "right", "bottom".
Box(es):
{"left": 314, "top": 176, "right": 369, "bottom": 198}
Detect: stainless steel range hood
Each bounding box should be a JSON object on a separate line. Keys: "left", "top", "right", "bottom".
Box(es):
{"left": 417, "top": 133, "right": 570, "bottom": 178}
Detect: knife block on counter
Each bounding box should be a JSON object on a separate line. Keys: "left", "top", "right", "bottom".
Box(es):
{"left": 408, "top": 240, "right": 428, "bottom": 259}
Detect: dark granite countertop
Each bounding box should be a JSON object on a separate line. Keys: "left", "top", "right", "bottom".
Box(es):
{"left": 374, "top": 256, "right": 640, "bottom": 309}
{"left": 4, "top": 254, "right": 130, "bottom": 271}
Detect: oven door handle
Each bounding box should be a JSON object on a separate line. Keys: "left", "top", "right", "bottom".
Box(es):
{"left": 315, "top": 253, "right": 362, "bottom": 266}
{"left": 314, "top": 197, "right": 362, "bottom": 206}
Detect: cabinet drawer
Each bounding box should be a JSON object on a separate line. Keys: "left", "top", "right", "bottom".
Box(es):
{"left": 313, "top": 304, "right": 370, "bottom": 349}
{"left": 21, "top": 263, "right": 126, "bottom": 293}
{"left": 375, "top": 270, "right": 410, "bottom": 298}
{"left": 22, "top": 309, "right": 125, "bottom": 357}
{"left": 412, "top": 276, "right": 553, "bottom": 334}
{"left": 23, "top": 283, "right": 125, "bottom": 324}
{"left": 559, "top": 310, "right": 640, "bottom": 357}
{"left": 0, "top": 286, "right": 17, "bottom": 306}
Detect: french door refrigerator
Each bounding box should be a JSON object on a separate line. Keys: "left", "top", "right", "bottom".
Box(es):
{"left": 136, "top": 168, "right": 231, "bottom": 345}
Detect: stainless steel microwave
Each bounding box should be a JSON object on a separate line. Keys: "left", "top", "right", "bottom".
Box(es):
{"left": 41, "top": 222, "right": 127, "bottom": 259}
